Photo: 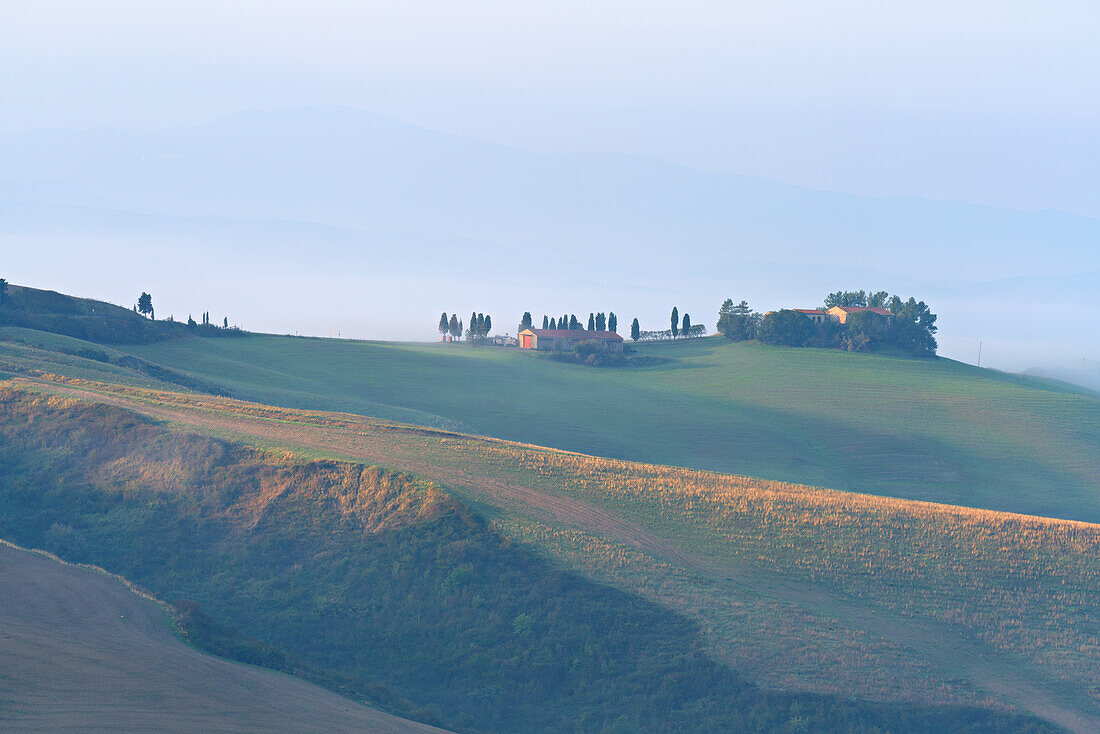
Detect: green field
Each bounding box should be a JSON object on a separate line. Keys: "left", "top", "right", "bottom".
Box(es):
{"left": 2, "top": 290, "right": 1100, "bottom": 730}
{"left": 117, "top": 334, "right": 1100, "bottom": 522}
{"left": 3, "top": 386, "right": 1061, "bottom": 733}
{"left": 5, "top": 375, "right": 1098, "bottom": 730}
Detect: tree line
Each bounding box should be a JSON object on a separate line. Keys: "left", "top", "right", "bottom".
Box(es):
{"left": 717, "top": 290, "right": 938, "bottom": 356}
{"left": 515, "top": 307, "right": 706, "bottom": 343}
{"left": 438, "top": 312, "right": 493, "bottom": 342}
{"left": 134, "top": 292, "right": 234, "bottom": 331}
{"left": 626, "top": 307, "right": 703, "bottom": 342}
{"left": 518, "top": 311, "right": 619, "bottom": 333}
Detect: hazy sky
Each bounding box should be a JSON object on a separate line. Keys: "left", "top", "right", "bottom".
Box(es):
{"left": 5, "top": 1, "right": 1100, "bottom": 215}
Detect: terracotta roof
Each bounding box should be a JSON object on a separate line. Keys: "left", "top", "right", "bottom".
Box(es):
{"left": 522, "top": 328, "right": 623, "bottom": 340}
{"left": 793, "top": 309, "right": 826, "bottom": 315}
{"left": 832, "top": 306, "right": 894, "bottom": 316}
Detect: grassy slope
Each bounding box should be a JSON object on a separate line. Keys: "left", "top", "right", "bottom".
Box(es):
{"left": 0, "top": 541, "right": 442, "bottom": 734}
{"left": 0, "top": 388, "right": 1047, "bottom": 734}
{"left": 123, "top": 334, "right": 1100, "bottom": 522}
{"left": 11, "top": 374, "right": 1100, "bottom": 732}
{"left": 0, "top": 284, "right": 179, "bottom": 343}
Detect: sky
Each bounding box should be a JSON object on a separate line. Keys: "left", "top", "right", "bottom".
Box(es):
{"left": 5, "top": 1, "right": 1100, "bottom": 215}
{"left": 2, "top": 1, "right": 1098, "bottom": 377}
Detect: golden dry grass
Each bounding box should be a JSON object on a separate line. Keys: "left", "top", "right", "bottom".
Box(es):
{"left": 9, "top": 373, "right": 1100, "bottom": 722}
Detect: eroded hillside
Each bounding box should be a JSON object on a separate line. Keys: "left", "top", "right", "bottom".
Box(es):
{"left": 1, "top": 376, "right": 1095, "bottom": 731}
{"left": 1, "top": 387, "right": 1047, "bottom": 732}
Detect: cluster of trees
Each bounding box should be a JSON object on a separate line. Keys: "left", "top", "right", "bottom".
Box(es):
{"left": 667, "top": 306, "right": 701, "bottom": 339}
{"left": 439, "top": 313, "right": 462, "bottom": 340}
{"left": 136, "top": 292, "right": 231, "bottom": 331}
{"left": 821, "top": 290, "right": 938, "bottom": 355}
{"left": 466, "top": 312, "right": 492, "bottom": 341}
{"left": 825, "top": 289, "right": 889, "bottom": 309}
{"left": 526, "top": 311, "right": 619, "bottom": 333}
{"left": 186, "top": 311, "right": 229, "bottom": 330}
{"left": 519, "top": 308, "right": 708, "bottom": 344}
{"left": 633, "top": 325, "right": 706, "bottom": 342}
{"left": 438, "top": 312, "right": 493, "bottom": 341}
{"left": 716, "top": 300, "right": 757, "bottom": 342}
{"left": 627, "top": 307, "right": 703, "bottom": 342}
{"left": 717, "top": 291, "right": 938, "bottom": 356}
{"left": 550, "top": 340, "right": 629, "bottom": 368}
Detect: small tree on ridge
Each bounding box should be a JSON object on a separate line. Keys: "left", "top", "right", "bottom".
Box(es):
{"left": 137, "top": 292, "right": 154, "bottom": 320}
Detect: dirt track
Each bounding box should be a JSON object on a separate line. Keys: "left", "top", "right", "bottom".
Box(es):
{"left": 14, "top": 378, "right": 1100, "bottom": 733}
{"left": 0, "top": 541, "right": 447, "bottom": 734}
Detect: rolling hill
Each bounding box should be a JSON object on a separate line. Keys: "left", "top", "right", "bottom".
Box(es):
{"left": 3, "top": 284, "right": 1098, "bottom": 523}
{"left": 1, "top": 371, "right": 1093, "bottom": 731}
{"left": 1, "top": 385, "right": 1060, "bottom": 733}
{"left": 3, "top": 288, "right": 1099, "bottom": 730}
{"left": 0, "top": 541, "right": 445, "bottom": 734}
{"left": 117, "top": 332, "right": 1100, "bottom": 524}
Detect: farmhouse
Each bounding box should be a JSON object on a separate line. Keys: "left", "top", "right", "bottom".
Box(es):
{"left": 792, "top": 309, "right": 828, "bottom": 324}
{"left": 761, "top": 308, "right": 829, "bottom": 324}
{"left": 826, "top": 306, "right": 895, "bottom": 324}
{"left": 518, "top": 328, "right": 624, "bottom": 353}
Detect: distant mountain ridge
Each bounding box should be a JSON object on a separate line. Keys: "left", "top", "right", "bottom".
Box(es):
{"left": 2, "top": 106, "right": 1098, "bottom": 279}
{"left": 1, "top": 106, "right": 1096, "bottom": 368}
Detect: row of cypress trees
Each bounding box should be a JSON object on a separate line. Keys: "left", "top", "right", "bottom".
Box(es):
{"left": 438, "top": 312, "right": 492, "bottom": 340}
{"left": 517, "top": 311, "right": 619, "bottom": 333}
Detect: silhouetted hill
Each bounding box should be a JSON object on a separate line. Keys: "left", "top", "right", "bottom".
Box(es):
{"left": 0, "top": 284, "right": 178, "bottom": 344}
{"left": 0, "top": 284, "right": 242, "bottom": 346}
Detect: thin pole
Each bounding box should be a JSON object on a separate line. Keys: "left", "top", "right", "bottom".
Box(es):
{"left": 977, "top": 340, "right": 983, "bottom": 368}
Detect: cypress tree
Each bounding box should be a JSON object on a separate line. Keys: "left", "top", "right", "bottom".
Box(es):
{"left": 631, "top": 318, "right": 640, "bottom": 342}
{"left": 671, "top": 307, "right": 679, "bottom": 337}
{"left": 683, "top": 313, "right": 692, "bottom": 337}
{"left": 608, "top": 312, "right": 618, "bottom": 333}
{"left": 449, "top": 314, "right": 459, "bottom": 338}
{"left": 542, "top": 315, "right": 549, "bottom": 329}
{"left": 595, "top": 312, "right": 606, "bottom": 331}
{"left": 587, "top": 313, "right": 596, "bottom": 331}
{"left": 484, "top": 314, "right": 492, "bottom": 335}
{"left": 569, "top": 315, "right": 580, "bottom": 330}
{"left": 549, "top": 318, "right": 557, "bottom": 330}
{"left": 439, "top": 312, "right": 450, "bottom": 338}
{"left": 519, "top": 312, "right": 533, "bottom": 334}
